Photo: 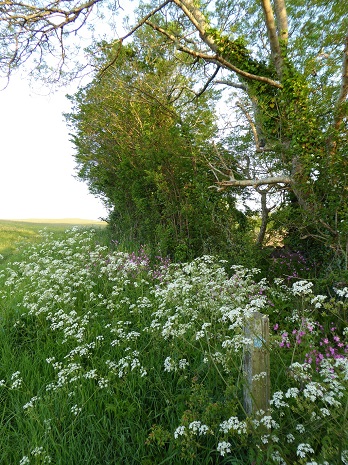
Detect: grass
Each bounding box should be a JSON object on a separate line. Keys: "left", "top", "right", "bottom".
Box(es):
{"left": 0, "top": 219, "right": 106, "bottom": 260}
{"left": 0, "top": 226, "right": 347, "bottom": 464}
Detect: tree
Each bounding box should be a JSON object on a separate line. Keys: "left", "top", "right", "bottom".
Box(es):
{"left": 66, "top": 35, "right": 251, "bottom": 260}
{"left": 2, "top": 0, "right": 347, "bottom": 266}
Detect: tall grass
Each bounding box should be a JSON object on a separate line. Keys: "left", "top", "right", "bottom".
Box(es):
{"left": 0, "top": 227, "right": 347, "bottom": 464}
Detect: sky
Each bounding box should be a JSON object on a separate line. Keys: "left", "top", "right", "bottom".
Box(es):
{"left": 0, "top": 77, "right": 109, "bottom": 220}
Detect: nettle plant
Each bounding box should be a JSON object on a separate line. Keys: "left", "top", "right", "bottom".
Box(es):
{"left": 0, "top": 229, "right": 347, "bottom": 464}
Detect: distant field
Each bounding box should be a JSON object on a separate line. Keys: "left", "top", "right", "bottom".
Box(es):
{"left": 6, "top": 218, "right": 107, "bottom": 224}
{"left": 0, "top": 218, "right": 106, "bottom": 258}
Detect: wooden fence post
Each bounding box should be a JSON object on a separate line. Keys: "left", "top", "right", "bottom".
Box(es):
{"left": 243, "top": 311, "right": 270, "bottom": 415}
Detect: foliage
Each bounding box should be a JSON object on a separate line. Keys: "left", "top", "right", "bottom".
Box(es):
{"left": 66, "top": 36, "right": 251, "bottom": 260}
{"left": 0, "top": 227, "right": 347, "bottom": 464}
{"left": 1, "top": 0, "right": 348, "bottom": 267}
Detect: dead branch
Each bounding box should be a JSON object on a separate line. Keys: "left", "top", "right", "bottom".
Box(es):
{"left": 216, "top": 175, "right": 292, "bottom": 190}
{"left": 214, "top": 79, "right": 247, "bottom": 91}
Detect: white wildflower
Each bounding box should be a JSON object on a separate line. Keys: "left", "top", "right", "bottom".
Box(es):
{"left": 303, "top": 382, "right": 324, "bottom": 402}
{"left": 285, "top": 387, "right": 300, "bottom": 398}
{"left": 31, "top": 447, "right": 44, "bottom": 456}
{"left": 98, "top": 378, "right": 109, "bottom": 389}
{"left": 259, "top": 415, "right": 279, "bottom": 430}
{"left": 334, "top": 287, "right": 348, "bottom": 298}
{"left": 188, "top": 421, "right": 209, "bottom": 435}
{"left": 217, "top": 441, "right": 231, "bottom": 457}
{"left": 296, "top": 424, "right": 306, "bottom": 433}
{"left": 297, "top": 443, "right": 314, "bottom": 459}
{"left": 271, "top": 450, "right": 286, "bottom": 464}
{"left": 19, "top": 456, "right": 30, "bottom": 465}
{"left": 10, "top": 371, "right": 22, "bottom": 389}
{"left": 174, "top": 426, "right": 186, "bottom": 439}
{"left": 271, "top": 391, "right": 289, "bottom": 408}
{"left": 261, "top": 434, "right": 269, "bottom": 444}
{"left": 195, "top": 330, "right": 205, "bottom": 340}
{"left": 292, "top": 280, "right": 313, "bottom": 296}
{"left": 320, "top": 407, "right": 330, "bottom": 417}
{"left": 178, "top": 359, "right": 189, "bottom": 370}
{"left": 23, "top": 396, "right": 41, "bottom": 410}
{"left": 71, "top": 404, "right": 82, "bottom": 416}
{"left": 252, "top": 372, "right": 267, "bottom": 381}
{"left": 310, "top": 294, "right": 326, "bottom": 308}
{"left": 164, "top": 357, "right": 176, "bottom": 372}
{"left": 219, "top": 416, "right": 247, "bottom": 434}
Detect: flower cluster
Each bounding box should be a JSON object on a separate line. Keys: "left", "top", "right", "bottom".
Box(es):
{"left": 0, "top": 228, "right": 346, "bottom": 465}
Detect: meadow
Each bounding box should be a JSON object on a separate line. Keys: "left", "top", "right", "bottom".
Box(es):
{"left": 0, "top": 223, "right": 347, "bottom": 464}
{"left": 0, "top": 219, "right": 106, "bottom": 259}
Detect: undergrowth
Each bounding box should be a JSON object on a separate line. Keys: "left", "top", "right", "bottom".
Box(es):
{"left": 0, "top": 228, "right": 347, "bottom": 464}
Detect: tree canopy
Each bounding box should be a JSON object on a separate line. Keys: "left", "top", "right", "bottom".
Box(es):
{"left": 66, "top": 32, "right": 253, "bottom": 260}
{"left": 1, "top": 0, "right": 347, "bottom": 267}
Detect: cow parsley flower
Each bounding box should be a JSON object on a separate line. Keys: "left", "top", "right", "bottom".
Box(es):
{"left": 292, "top": 280, "right": 313, "bottom": 296}
{"left": 164, "top": 356, "right": 176, "bottom": 372}
{"left": 297, "top": 443, "right": 314, "bottom": 458}
{"left": 217, "top": 441, "right": 231, "bottom": 456}
{"left": 19, "top": 456, "right": 30, "bottom": 465}
{"left": 188, "top": 421, "right": 209, "bottom": 435}
{"left": 173, "top": 426, "right": 186, "bottom": 439}
{"left": 219, "top": 416, "right": 247, "bottom": 434}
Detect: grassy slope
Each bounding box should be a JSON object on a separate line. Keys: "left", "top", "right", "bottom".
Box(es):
{"left": 0, "top": 219, "right": 106, "bottom": 258}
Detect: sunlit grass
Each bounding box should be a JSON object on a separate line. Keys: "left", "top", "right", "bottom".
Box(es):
{"left": 0, "top": 219, "right": 106, "bottom": 259}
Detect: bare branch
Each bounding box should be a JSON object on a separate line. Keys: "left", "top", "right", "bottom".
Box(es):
{"left": 171, "top": 0, "right": 218, "bottom": 52}
{"left": 236, "top": 101, "right": 261, "bottom": 151}
{"left": 274, "top": 0, "right": 288, "bottom": 43}
{"left": 208, "top": 162, "right": 232, "bottom": 181}
{"left": 212, "top": 142, "right": 230, "bottom": 172}
{"left": 216, "top": 176, "right": 292, "bottom": 190}
{"left": 0, "top": 0, "right": 102, "bottom": 78}
{"left": 97, "top": 0, "right": 173, "bottom": 76}
{"left": 214, "top": 79, "right": 247, "bottom": 91}
{"left": 119, "top": 0, "right": 172, "bottom": 43}
{"left": 192, "top": 65, "right": 220, "bottom": 99}
{"left": 334, "top": 31, "right": 348, "bottom": 129}
{"left": 146, "top": 20, "right": 283, "bottom": 89}
{"left": 260, "top": 0, "right": 283, "bottom": 77}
